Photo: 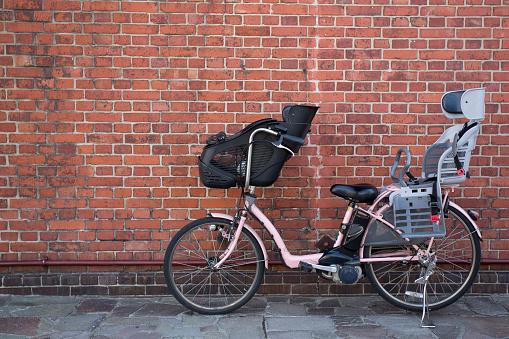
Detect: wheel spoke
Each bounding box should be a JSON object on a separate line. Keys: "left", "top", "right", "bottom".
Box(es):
{"left": 219, "top": 259, "right": 264, "bottom": 269}
{"left": 365, "top": 205, "right": 479, "bottom": 310}
{"left": 165, "top": 219, "right": 263, "bottom": 313}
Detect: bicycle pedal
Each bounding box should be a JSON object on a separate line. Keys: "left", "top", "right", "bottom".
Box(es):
{"left": 405, "top": 291, "right": 423, "bottom": 299}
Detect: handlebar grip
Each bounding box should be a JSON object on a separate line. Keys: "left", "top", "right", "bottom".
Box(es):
{"left": 390, "top": 147, "right": 412, "bottom": 186}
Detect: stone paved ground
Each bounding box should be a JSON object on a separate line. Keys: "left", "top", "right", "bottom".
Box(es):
{"left": 0, "top": 294, "right": 508, "bottom": 338}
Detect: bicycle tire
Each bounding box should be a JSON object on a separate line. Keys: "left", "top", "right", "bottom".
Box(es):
{"left": 164, "top": 217, "right": 265, "bottom": 315}
{"left": 364, "top": 204, "right": 481, "bottom": 311}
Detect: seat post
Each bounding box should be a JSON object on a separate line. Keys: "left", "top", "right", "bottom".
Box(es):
{"left": 340, "top": 201, "right": 356, "bottom": 234}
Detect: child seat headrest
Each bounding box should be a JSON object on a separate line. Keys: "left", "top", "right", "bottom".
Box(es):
{"left": 282, "top": 105, "right": 319, "bottom": 138}
{"left": 441, "top": 88, "right": 485, "bottom": 121}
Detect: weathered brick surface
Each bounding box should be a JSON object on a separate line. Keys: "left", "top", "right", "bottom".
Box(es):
{"left": 0, "top": 269, "right": 507, "bottom": 295}
{"left": 0, "top": 0, "right": 508, "bottom": 273}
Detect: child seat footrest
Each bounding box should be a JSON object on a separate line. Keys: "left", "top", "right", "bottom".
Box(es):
{"left": 390, "top": 183, "right": 446, "bottom": 238}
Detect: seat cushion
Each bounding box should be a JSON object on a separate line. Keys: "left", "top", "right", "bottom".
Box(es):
{"left": 330, "top": 184, "right": 378, "bottom": 204}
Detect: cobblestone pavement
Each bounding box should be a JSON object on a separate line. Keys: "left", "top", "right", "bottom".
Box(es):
{"left": 0, "top": 294, "right": 508, "bottom": 338}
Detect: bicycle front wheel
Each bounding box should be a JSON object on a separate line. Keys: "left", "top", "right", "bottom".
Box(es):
{"left": 164, "top": 217, "right": 265, "bottom": 314}
{"left": 364, "top": 204, "right": 481, "bottom": 311}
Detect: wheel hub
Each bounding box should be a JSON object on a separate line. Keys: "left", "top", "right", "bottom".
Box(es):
{"left": 415, "top": 252, "right": 437, "bottom": 284}
{"left": 207, "top": 256, "right": 219, "bottom": 270}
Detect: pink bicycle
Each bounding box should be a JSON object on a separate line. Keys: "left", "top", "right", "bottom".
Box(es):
{"left": 164, "top": 89, "right": 485, "bottom": 321}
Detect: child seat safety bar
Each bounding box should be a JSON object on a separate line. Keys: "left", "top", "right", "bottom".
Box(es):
{"left": 390, "top": 147, "right": 412, "bottom": 186}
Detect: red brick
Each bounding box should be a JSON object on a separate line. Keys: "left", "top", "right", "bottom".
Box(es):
{"left": 0, "top": 1, "right": 506, "bottom": 273}
{"left": 122, "top": 1, "right": 158, "bottom": 13}
{"left": 83, "top": 1, "right": 119, "bottom": 11}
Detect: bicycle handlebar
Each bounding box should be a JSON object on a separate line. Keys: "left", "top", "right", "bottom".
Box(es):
{"left": 281, "top": 134, "right": 304, "bottom": 145}
{"left": 390, "top": 147, "right": 412, "bottom": 187}
{"left": 244, "top": 127, "right": 305, "bottom": 190}
{"left": 245, "top": 128, "right": 296, "bottom": 190}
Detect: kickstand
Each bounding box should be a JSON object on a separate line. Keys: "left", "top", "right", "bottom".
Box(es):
{"left": 420, "top": 279, "right": 435, "bottom": 328}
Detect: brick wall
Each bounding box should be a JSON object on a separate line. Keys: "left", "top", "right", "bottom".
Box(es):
{"left": 1, "top": 269, "right": 508, "bottom": 296}
{"left": 0, "top": 0, "right": 508, "bottom": 288}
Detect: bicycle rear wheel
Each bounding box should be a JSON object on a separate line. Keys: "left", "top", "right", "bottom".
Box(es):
{"left": 164, "top": 217, "right": 265, "bottom": 314}
{"left": 364, "top": 204, "right": 481, "bottom": 311}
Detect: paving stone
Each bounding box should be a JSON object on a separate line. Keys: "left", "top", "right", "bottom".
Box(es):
{"left": 333, "top": 315, "right": 373, "bottom": 328}
{"left": 244, "top": 296, "right": 267, "bottom": 309}
{"left": 0, "top": 307, "right": 12, "bottom": 317}
{"left": 93, "top": 316, "right": 163, "bottom": 337}
{"left": 464, "top": 296, "right": 508, "bottom": 316}
{"left": 335, "top": 325, "right": 394, "bottom": 339}
{"left": 266, "top": 316, "right": 335, "bottom": 333}
{"left": 157, "top": 296, "right": 186, "bottom": 305}
{"left": 134, "top": 303, "right": 186, "bottom": 317}
{"left": 310, "top": 330, "right": 341, "bottom": 339}
{"left": 8, "top": 298, "right": 40, "bottom": 307}
{"left": 162, "top": 313, "right": 221, "bottom": 337}
{"left": 306, "top": 306, "right": 336, "bottom": 315}
{"left": 288, "top": 296, "right": 316, "bottom": 306}
{"left": 1, "top": 295, "right": 508, "bottom": 338}
{"left": 217, "top": 315, "right": 265, "bottom": 339}
{"left": 0, "top": 295, "right": 11, "bottom": 307}
{"left": 430, "top": 324, "right": 463, "bottom": 339}
{"left": 43, "top": 331, "right": 92, "bottom": 339}
{"left": 316, "top": 298, "right": 341, "bottom": 308}
{"left": 366, "top": 300, "right": 408, "bottom": 315}
{"left": 116, "top": 296, "right": 158, "bottom": 307}
{"left": 267, "top": 302, "right": 307, "bottom": 316}
{"left": 162, "top": 334, "right": 225, "bottom": 339}
{"left": 100, "top": 315, "right": 163, "bottom": 328}
{"left": 234, "top": 306, "right": 265, "bottom": 316}
{"left": 180, "top": 313, "right": 218, "bottom": 328}
{"left": 334, "top": 306, "right": 375, "bottom": 316}
{"left": 125, "top": 332, "right": 161, "bottom": 339}
{"left": 0, "top": 316, "right": 40, "bottom": 336}
{"left": 41, "top": 314, "right": 106, "bottom": 333}
{"left": 434, "top": 315, "right": 509, "bottom": 339}
{"left": 494, "top": 294, "right": 509, "bottom": 312}
{"left": 266, "top": 296, "right": 290, "bottom": 303}
{"left": 267, "top": 330, "right": 317, "bottom": 339}
{"left": 365, "top": 315, "right": 437, "bottom": 339}
{"left": 162, "top": 333, "right": 227, "bottom": 339}
{"left": 10, "top": 295, "right": 77, "bottom": 306}
{"left": 77, "top": 298, "right": 117, "bottom": 313}
{"left": 159, "top": 326, "right": 205, "bottom": 338}
{"left": 234, "top": 297, "right": 267, "bottom": 315}
{"left": 432, "top": 300, "right": 474, "bottom": 316}
{"left": 10, "top": 303, "right": 76, "bottom": 319}
{"left": 339, "top": 296, "right": 380, "bottom": 309}
{"left": 110, "top": 304, "right": 145, "bottom": 317}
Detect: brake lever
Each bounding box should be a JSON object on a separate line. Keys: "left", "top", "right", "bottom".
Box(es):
{"left": 271, "top": 135, "right": 295, "bottom": 156}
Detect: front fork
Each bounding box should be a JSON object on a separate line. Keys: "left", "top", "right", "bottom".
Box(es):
{"left": 213, "top": 209, "right": 247, "bottom": 269}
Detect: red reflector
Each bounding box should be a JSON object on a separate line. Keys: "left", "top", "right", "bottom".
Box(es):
{"left": 456, "top": 168, "right": 465, "bottom": 176}
{"left": 431, "top": 215, "right": 440, "bottom": 222}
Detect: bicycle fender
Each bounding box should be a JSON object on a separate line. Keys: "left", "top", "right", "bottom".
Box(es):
{"left": 448, "top": 201, "right": 482, "bottom": 239}
{"left": 209, "top": 212, "right": 269, "bottom": 268}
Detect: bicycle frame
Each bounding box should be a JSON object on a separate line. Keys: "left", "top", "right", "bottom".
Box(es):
{"left": 212, "top": 184, "right": 482, "bottom": 271}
